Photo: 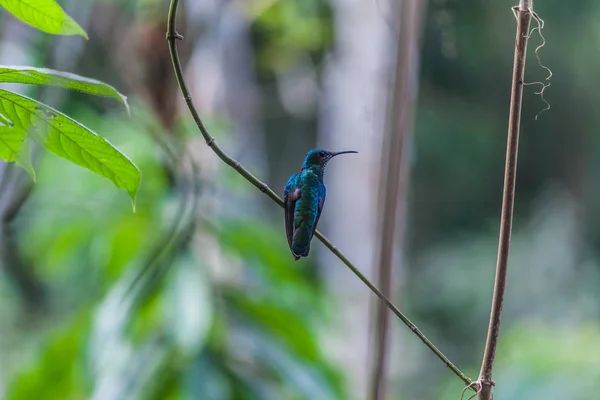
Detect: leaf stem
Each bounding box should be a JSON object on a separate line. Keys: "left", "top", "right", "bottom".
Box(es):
{"left": 166, "top": 0, "right": 472, "bottom": 387}
{"left": 477, "top": 2, "right": 532, "bottom": 399}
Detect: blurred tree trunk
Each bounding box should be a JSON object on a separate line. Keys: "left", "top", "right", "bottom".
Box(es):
{"left": 370, "top": 0, "right": 425, "bottom": 398}
{"left": 215, "top": 0, "right": 269, "bottom": 217}
{"left": 317, "top": 0, "right": 397, "bottom": 397}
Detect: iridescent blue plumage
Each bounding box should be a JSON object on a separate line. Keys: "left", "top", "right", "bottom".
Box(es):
{"left": 284, "top": 148, "right": 357, "bottom": 260}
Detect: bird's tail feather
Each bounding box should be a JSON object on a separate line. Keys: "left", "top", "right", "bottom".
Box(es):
{"left": 292, "top": 226, "right": 313, "bottom": 258}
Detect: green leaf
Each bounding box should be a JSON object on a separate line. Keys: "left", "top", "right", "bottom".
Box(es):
{"left": 0, "top": 89, "right": 141, "bottom": 204}
{"left": 0, "top": 66, "right": 129, "bottom": 113}
{"left": 0, "top": 0, "right": 87, "bottom": 38}
{"left": 0, "top": 113, "right": 35, "bottom": 178}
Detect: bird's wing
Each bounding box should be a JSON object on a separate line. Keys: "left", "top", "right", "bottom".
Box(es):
{"left": 284, "top": 177, "right": 301, "bottom": 252}
{"left": 311, "top": 185, "right": 326, "bottom": 238}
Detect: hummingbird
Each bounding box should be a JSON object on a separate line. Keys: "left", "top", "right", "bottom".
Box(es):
{"left": 284, "top": 148, "right": 358, "bottom": 260}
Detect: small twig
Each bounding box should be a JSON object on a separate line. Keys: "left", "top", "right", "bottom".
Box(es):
{"left": 476, "top": 2, "right": 533, "bottom": 399}
{"left": 523, "top": 10, "right": 551, "bottom": 120}
{"left": 529, "top": 11, "right": 551, "bottom": 82}
{"left": 460, "top": 382, "right": 480, "bottom": 400}
{"left": 166, "top": 0, "right": 472, "bottom": 387}
{"left": 467, "top": 388, "right": 481, "bottom": 400}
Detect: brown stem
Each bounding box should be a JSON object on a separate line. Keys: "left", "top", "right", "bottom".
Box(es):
{"left": 477, "top": 2, "right": 532, "bottom": 399}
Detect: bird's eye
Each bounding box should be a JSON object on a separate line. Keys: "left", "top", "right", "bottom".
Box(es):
{"left": 319, "top": 151, "right": 326, "bottom": 157}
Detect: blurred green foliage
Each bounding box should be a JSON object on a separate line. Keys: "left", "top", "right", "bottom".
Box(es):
{"left": 250, "top": 0, "right": 334, "bottom": 78}
{"left": 2, "top": 0, "right": 600, "bottom": 399}
{"left": 1, "top": 99, "right": 343, "bottom": 399}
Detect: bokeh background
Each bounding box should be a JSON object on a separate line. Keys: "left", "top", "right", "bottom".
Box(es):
{"left": 1, "top": 0, "right": 600, "bottom": 399}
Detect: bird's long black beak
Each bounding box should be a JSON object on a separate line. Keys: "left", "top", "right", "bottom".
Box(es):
{"left": 331, "top": 150, "right": 358, "bottom": 157}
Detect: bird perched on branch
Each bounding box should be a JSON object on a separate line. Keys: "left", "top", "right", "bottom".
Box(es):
{"left": 284, "top": 148, "right": 358, "bottom": 260}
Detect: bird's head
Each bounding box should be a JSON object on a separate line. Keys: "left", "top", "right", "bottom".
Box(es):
{"left": 302, "top": 148, "right": 358, "bottom": 169}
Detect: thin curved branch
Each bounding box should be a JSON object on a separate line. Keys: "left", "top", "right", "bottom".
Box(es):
{"left": 122, "top": 122, "right": 199, "bottom": 309}
{"left": 166, "top": 0, "right": 472, "bottom": 387}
